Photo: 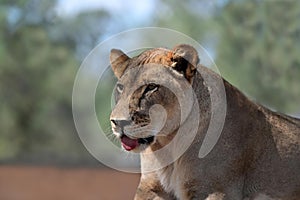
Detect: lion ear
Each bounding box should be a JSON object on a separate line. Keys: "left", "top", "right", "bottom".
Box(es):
{"left": 110, "top": 49, "right": 130, "bottom": 79}
{"left": 171, "top": 44, "right": 199, "bottom": 82}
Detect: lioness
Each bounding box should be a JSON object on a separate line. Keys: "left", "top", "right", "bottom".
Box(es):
{"left": 109, "top": 44, "right": 300, "bottom": 200}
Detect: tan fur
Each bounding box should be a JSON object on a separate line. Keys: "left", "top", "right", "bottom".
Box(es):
{"left": 109, "top": 45, "right": 300, "bottom": 200}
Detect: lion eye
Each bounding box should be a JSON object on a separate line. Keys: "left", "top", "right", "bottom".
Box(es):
{"left": 116, "top": 83, "right": 124, "bottom": 93}
{"left": 144, "top": 83, "right": 158, "bottom": 94}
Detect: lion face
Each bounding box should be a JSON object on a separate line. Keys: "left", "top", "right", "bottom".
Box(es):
{"left": 109, "top": 45, "right": 199, "bottom": 152}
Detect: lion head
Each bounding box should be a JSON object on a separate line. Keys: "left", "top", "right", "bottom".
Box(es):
{"left": 109, "top": 44, "right": 199, "bottom": 152}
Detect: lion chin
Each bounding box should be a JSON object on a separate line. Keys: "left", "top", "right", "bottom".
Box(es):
{"left": 109, "top": 44, "right": 300, "bottom": 200}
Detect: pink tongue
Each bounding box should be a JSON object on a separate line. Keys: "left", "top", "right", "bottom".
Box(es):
{"left": 121, "top": 135, "right": 138, "bottom": 151}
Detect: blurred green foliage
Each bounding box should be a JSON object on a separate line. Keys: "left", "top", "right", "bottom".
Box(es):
{"left": 0, "top": 0, "right": 108, "bottom": 164}
{"left": 0, "top": 0, "right": 299, "bottom": 164}
{"left": 216, "top": 0, "right": 300, "bottom": 111}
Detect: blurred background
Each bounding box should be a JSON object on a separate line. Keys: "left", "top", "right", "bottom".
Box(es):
{"left": 0, "top": 0, "right": 299, "bottom": 199}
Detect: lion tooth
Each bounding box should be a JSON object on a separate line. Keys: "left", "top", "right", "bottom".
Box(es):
{"left": 171, "top": 62, "right": 177, "bottom": 67}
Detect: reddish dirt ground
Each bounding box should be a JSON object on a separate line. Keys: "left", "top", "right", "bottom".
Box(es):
{"left": 0, "top": 165, "right": 140, "bottom": 200}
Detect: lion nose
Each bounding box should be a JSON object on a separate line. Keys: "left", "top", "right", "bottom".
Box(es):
{"left": 110, "top": 119, "right": 131, "bottom": 129}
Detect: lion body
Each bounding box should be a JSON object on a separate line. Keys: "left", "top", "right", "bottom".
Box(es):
{"left": 109, "top": 45, "right": 300, "bottom": 200}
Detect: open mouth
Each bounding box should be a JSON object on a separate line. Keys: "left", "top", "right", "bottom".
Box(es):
{"left": 120, "top": 134, "right": 154, "bottom": 151}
